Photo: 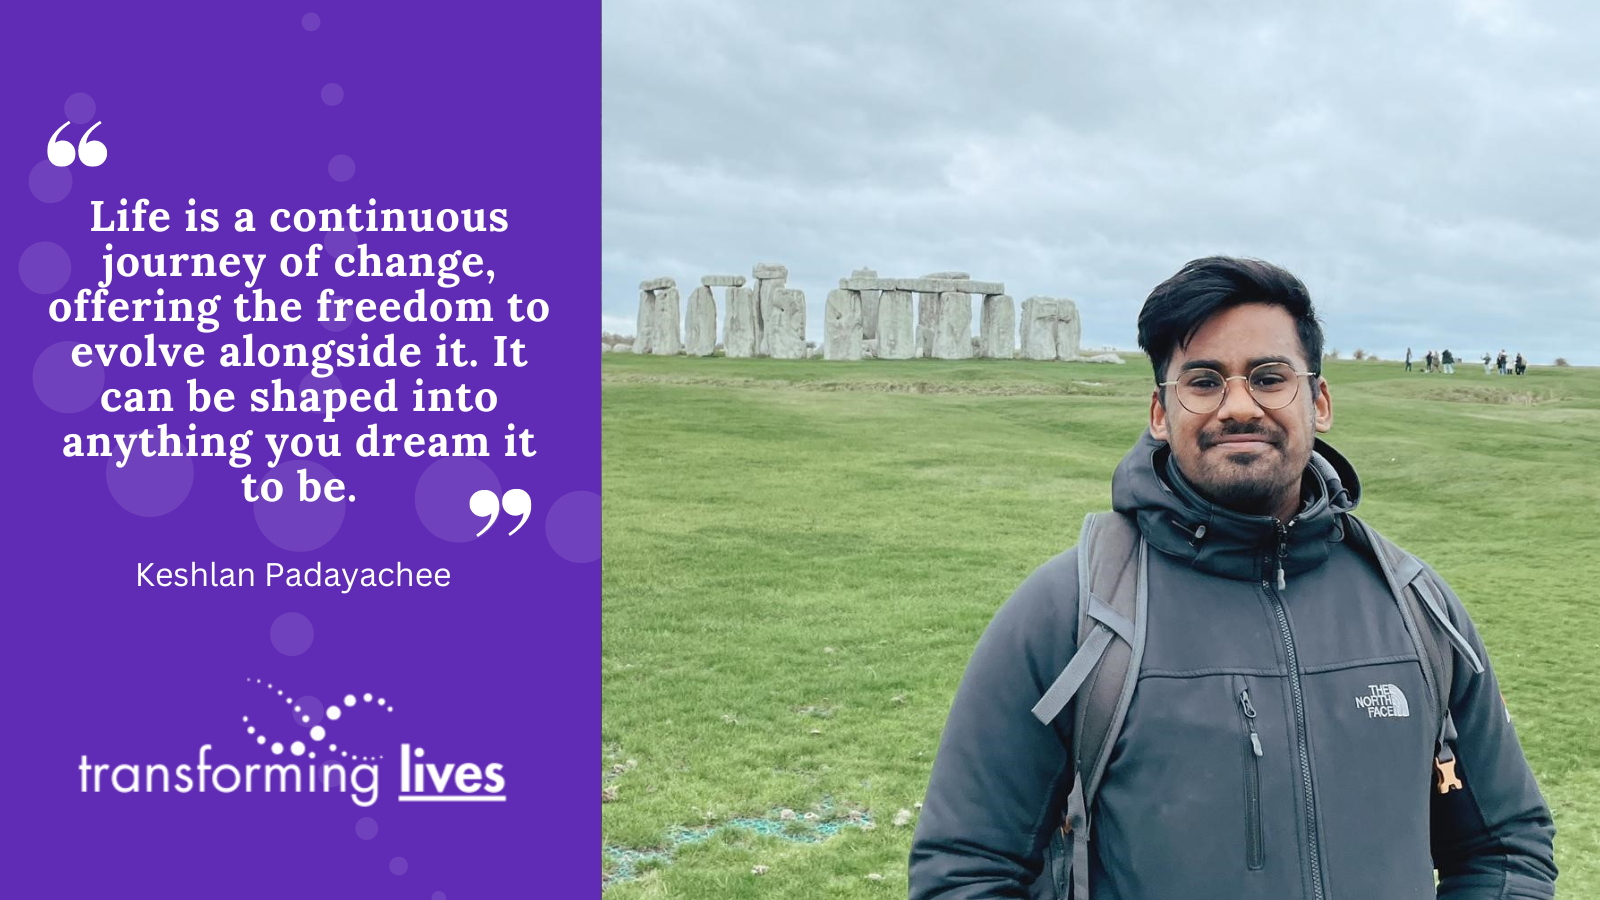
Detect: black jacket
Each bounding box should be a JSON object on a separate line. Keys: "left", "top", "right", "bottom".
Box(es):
{"left": 909, "top": 433, "right": 1556, "bottom": 898}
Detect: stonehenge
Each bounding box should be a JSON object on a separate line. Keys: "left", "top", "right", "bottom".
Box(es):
{"left": 614, "top": 268, "right": 1100, "bottom": 365}
{"left": 833, "top": 275, "right": 1003, "bottom": 361}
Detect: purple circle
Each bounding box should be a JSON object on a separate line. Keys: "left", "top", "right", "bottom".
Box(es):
{"left": 270, "top": 612, "right": 315, "bottom": 656}
{"left": 19, "top": 241, "right": 70, "bottom": 295}
{"left": 390, "top": 857, "right": 408, "bottom": 876}
{"left": 64, "top": 93, "right": 96, "bottom": 125}
{"left": 302, "top": 12, "right": 321, "bottom": 31}
{"left": 415, "top": 459, "right": 502, "bottom": 542}
{"left": 328, "top": 154, "right": 356, "bottom": 182}
{"left": 299, "top": 370, "right": 342, "bottom": 393}
{"left": 546, "top": 491, "right": 601, "bottom": 562}
{"left": 33, "top": 341, "right": 104, "bottom": 413}
{"left": 28, "top": 160, "right": 71, "bottom": 203}
{"left": 254, "top": 461, "right": 346, "bottom": 551}
{"left": 106, "top": 455, "right": 194, "bottom": 517}
{"left": 433, "top": 893, "right": 447, "bottom": 900}
{"left": 321, "top": 83, "right": 344, "bottom": 106}
{"left": 355, "top": 817, "right": 378, "bottom": 840}
{"left": 292, "top": 695, "right": 325, "bottom": 728}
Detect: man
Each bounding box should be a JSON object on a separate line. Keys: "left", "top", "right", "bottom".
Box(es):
{"left": 1405, "top": 346, "right": 1413, "bottom": 372}
{"left": 1498, "top": 350, "right": 1509, "bottom": 375}
{"left": 1442, "top": 348, "right": 1454, "bottom": 375}
{"left": 909, "top": 257, "right": 1555, "bottom": 899}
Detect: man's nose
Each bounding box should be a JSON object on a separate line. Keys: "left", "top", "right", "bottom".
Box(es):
{"left": 1215, "top": 377, "right": 1265, "bottom": 423}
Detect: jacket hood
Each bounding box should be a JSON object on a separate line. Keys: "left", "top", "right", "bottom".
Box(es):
{"left": 1111, "top": 430, "right": 1362, "bottom": 583}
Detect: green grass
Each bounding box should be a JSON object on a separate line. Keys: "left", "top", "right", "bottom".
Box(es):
{"left": 602, "top": 354, "right": 1600, "bottom": 897}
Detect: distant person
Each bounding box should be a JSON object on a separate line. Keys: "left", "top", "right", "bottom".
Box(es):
{"left": 1425, "top": 350, "right": 1436, "bottom": 374}
{"left": 1498, "top": 350, "right": 1509, "bottom": 375}
{"left": 1484, "top": 352, "right": 1494, "bottom": 375}
{"left": 1516, "top": 353, "right": 1527, "bottom": 376}
{"left": 1442, "top": 348, "right": 1455, "bottom": 374}
{"left": 910, "top": 256, "right": 1556, "bottom": 900}
{"left": 1405, "top": 347, "right": 1413, "bottom": 371}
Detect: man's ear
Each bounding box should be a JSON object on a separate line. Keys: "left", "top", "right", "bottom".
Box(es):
{"left": 1312, "top": 377, "right": 1333, "bottom": 433}
{"left": 1150, "top": 389, "right": 1170, "bottom": 440}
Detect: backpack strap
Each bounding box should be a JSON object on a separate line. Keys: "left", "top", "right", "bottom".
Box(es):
{"left": 1030, "top": 511, "right": 1147, "bottom": 899}
{"left": 1344, "top": 514, "right": 1484, "bottom": 793}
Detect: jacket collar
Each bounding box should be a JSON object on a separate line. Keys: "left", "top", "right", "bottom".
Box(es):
{"left": 1110, "top": 430, "right": 1361, "bottom": 583}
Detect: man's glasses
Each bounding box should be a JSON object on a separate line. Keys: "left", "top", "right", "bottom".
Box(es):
{"left": 1159, "top": 362, "right": 1318, "bottom": 415}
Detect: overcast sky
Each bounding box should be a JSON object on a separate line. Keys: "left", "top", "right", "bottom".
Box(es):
{"left": 603, "top": 0, "right": 1600, "bottom": 364}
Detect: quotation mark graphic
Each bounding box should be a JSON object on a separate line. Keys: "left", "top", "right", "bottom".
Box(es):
{"left": 48, "top": 120, "right": 107, "bottom": 167}
{"left": 470, "top": 489, "right": 532, "bottom": 537}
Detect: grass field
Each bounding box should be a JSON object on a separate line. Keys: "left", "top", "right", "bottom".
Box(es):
{"left": 602, "top": 353, "right": 1600, "bottom": 897}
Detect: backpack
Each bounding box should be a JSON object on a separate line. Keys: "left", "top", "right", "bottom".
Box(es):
{"left": 1028, "top": 511, "right": 1485, "bottom": 899}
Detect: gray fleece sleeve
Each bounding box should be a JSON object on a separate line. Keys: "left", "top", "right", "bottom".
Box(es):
{"left": 1427, "top": 571, "right": 1558, "bottom": 900}
{"left": 908, "top": 550, "right": 1079, "bottom": 900}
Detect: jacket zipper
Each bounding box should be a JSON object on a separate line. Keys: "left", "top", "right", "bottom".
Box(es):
{"left": 1267, "top": 520, "right": 1324, "bottom": 900}
{"left": 1237, "top": 681, "right": 1265, "bottom": 871}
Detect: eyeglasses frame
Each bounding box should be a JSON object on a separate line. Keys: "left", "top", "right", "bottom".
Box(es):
{"left": 1158, "top": 362, "right": 1320, "bottom": 415}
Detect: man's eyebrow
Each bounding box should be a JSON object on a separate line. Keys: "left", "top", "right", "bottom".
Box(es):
{"left": 1178, "top": 355, "right": 1297, "bottom": 373}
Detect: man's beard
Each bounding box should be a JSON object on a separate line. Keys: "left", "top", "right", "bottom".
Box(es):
{"left": 1189, "top": 425, "right": 1300, "bottom": 516}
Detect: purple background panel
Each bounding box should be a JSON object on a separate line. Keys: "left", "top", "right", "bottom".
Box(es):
{"left": 2, "top": 4, "right": 596, "bottom": 897}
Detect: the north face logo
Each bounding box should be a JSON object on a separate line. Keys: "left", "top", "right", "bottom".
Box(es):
{"left": 1355, "top": 684, "right": 1411, "bottom": 718}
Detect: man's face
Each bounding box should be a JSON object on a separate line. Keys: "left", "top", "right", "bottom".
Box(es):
{"left": 1148, "top": 303, "right": 1333, "bottom": 518}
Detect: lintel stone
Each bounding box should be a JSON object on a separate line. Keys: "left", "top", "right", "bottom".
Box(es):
{"left": 953, "top": 280, "right": 1003, "bottom": 295}
{"left": 841, "top": 277, "right": 899, "bottom": 291}
{"left": 639, "top": 276, "right": 675, "bottom": 291}
{"left": 701, "top": 275, "right": 746, "bottom": 287}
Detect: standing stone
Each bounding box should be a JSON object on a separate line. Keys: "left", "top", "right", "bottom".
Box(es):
{"left": 683, "top": 286, "right": 717, "bottom": 356}
{"left": 766, "top": 288, "right": 807, "bottom": 359}
{"left": 634, "top": 290, "right": 657, "bottom": 355}
{"left": 932, "top": 292, "right": 973, "bottom": 359}
{"left": 877, "top": 290, "right": 915, "bottom": 360}
{"left": 824, "top": 290, "right": 863, "bottom": 361}
{"left": 1019, "top": 297, "right": 1051, "bottom": 360}
{"left": 1019, "top": 297, "right": 1082, "bottom": 361}
{"left": 652, "top": 287, "right": 682, "bottom": 355}
{"left": 851, "top": 268, "right": 882, "bottom": 341}
{"left": 1056, "top": 298, "right": 1082, "bottom": 360}
{"left": 723, "top": 286, "right": 757, "bottom": 358}
{"left": 979, "top": 294, "right": 1015, "bottom": 359}
{"left": 752, "top": 263, "right": 788, "bottom": 356}
{"left": 916, "top": 293, "right": 940, "bottom": 358}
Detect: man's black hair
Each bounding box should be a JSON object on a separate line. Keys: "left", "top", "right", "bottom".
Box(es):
{"left": 1137, "top": 256, "right": 1325, "bottom": 391}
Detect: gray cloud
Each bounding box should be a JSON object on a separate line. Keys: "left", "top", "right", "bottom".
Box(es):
{"left": 603, "top": 0, "right": 1600, "bottom": 363}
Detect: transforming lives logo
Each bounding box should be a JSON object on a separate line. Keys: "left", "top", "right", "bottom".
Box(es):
{"left": 77, "top": 679, "right": 506, "bottom": 807}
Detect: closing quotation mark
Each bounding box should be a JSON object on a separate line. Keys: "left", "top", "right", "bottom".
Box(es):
{"left": 470, "top": 489, "right": 533, "bottom": 537}
{"left": 48, "top": 120, "right": 107, "bottom": 167}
